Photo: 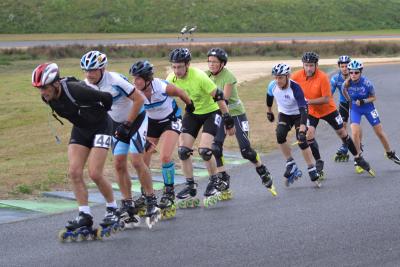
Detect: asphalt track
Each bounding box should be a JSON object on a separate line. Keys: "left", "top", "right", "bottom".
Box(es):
{"left": 1, "top": 64, "right": 400, "bottom": 267}
{"left": 1, "top": 34, "right": 400, "bottom": 48}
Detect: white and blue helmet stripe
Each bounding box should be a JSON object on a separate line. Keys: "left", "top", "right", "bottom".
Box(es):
{"left": 80, "top": 51, "right": 108, "bottom": 70}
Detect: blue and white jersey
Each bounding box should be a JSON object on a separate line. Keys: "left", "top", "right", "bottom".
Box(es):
{"left": 330, "top": 71, "right": 348, "bottom": 103}
{"left": 267, "top": 80, "right": 307, "bottom": 115}
{"left": 341, "top": 76, "right": 375, "bottom": 112}
{"left": 86, "top": 71, "right": 142, "bottom": 123}
{"left": 143, "top": 78, "right": 181, "bottom": 121}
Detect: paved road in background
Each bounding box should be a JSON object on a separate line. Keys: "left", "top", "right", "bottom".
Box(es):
{"left": 1, "top": 34, "right": 400, "bottom": 48}
{"left": 1, "top": 64, "right": 400, "bottom": 266}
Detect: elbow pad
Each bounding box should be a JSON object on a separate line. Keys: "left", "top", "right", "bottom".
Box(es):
{"left": 213, "top": 88, "right": 225, "bottom": 102}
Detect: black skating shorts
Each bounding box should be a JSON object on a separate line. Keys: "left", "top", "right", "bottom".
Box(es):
{"left": 308, "top": 110, "right": 344, "bottom": 130}
{"left": 69, "top": 115, "right": 113, "bottom": 149}
{"left": 147, "top": 116, "right": 182, "bottom": 139}
{"left": 181, "top": 110, "right": 221, "bottom": 138}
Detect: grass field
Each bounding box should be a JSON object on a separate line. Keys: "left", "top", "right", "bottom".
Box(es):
{"left": 2, "top": 0, "right": 400, "bottom": 33}
{"left": 0, "top": 57, "right": 287, "bottom": 199}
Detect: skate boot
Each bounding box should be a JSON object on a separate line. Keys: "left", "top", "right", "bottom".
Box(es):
{"left": 386, "top": 151, "right": 400, "bottom": 165}
{"left": 119, "top": 199, "right": 140, "bottom": 229}
{"left": 97, "top": 207, "right": 124, "bottom": 239}
{"left": 203, "top": 174, "right": 222, "bottom": 208}
{"left": 256, "top": 165, "right": 277, "bottom": 196}
{"left": 354, "top": 161, "right": 364, "bottom": 174}
{"left": 316, "top": 159, "right": 325, "bottom": 180}
{"left": 176, "top": 180, "right": 200, "bottom": 209}
{"left": 133, "top": 187, "right": 147, "bottom": 217}
{"left": 354, "top": 155, "right": 375, "bottom": 177}
{"left": 59, "top": 212, "right": 96, "bottom": 242}
{"left": 308, "top": 166, "right": 321, "bottom": 188}
{"left": 159, "top": 185, "right": 177, "bottom": 220}
{"left": 145, "top": 194, "right": 161, "bottom": 229}
{"left": 217, "top": 172, "right": 233, "bottom": 200}
{"left": 334, "top": 144, "right": 349, "bottom": 162}
{"left": 284, "top": 160, "right": 302, "bottom": 187}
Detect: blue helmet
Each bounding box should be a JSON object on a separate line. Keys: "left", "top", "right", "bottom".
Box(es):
{"left": 80, "top": 51, "right": 108, "bottom": 70}
{"left": 347, "top": 60, "right": 363, "bottom": 71}
{"left": 272, "top": 63, "right": 291, "bottom": 76}
{"left": 338, "top": 55, "right": 351, "bottom": 65}
{"left": 169, "top": 48, "right": 191, "bottom": 63}
{"left": 129, "top": 60, "right": 154, "bottom": 81}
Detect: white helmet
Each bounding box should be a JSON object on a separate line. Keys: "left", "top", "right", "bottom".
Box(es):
{"left": 80, "top": 51, "right": 108, "bottom": 70}
{"left": 32, "top": 63, "right": 60, "bottom": 88}
{"left": 272, "top": 63, "right": 291, "bottom": 76}
{"left": 347, "top": 59, "right": 363, "bottom": 71}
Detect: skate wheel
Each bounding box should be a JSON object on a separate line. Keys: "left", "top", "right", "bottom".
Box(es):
{"left": 269, "top": 185, "right": 277, "bottom": 196}
{"left": 58, "top": 229, "right": 68, "bottom": 242}
{"left": 96, "top": 228, "right": 103, "bottom": 240}
{"left": 193, "top": 198, "right": 200, "bottom": 207}
{"left": 368, "top": 169, "right": 376, "bottom": 177}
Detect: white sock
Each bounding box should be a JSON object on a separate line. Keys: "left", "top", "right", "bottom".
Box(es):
{"left": 78, "top": 206, "right": 91, "bottom": 215}
{"left": 106, "top": 201, "right": 118, "bottom": 209}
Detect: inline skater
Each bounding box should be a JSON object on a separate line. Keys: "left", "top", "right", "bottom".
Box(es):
{"left": 342, "top": 60, "right": 400, "bottom": 168}
{"left": 81, "top": 51, "right": 160, "bottom": 229}
{"left": 129, "top": 59, "right": 193, "bottom": 218}
{"left": 266, "top": 63, "right": 321, "bottom": 187}
{"left": 32, "top": 62, "right": 120, "bottom": 240}
{"left": 206, "top": 47, "right": 277, "bottom": 196}
{"left": 166, "top": 47, "right": 236, "bottom": 208}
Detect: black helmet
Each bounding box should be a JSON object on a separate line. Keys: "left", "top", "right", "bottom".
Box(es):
{"left": 337, "top": 55, "right": 351, "bottom": 65}
{"left": 302, "top": 52, "right": 319, "bottom": 63}
{"left": 169, "top": 48, "right": 192, "bottom": 63}
{"left": 129, "top": 60, "right": 154, "bottom": 81}
{"left": 207, "top": 47, "right": 228, "bottom": 64}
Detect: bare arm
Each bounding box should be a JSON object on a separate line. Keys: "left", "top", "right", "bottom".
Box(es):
{"left": 126, "top": 89, "right": 145, "bottom": 122}
{"left": 165, "top": 83, "right": 191, "bottom": 105}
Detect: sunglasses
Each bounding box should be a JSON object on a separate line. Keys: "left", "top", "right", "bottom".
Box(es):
{"left": 349, "top": 71, "right": 360, "bottom": 75}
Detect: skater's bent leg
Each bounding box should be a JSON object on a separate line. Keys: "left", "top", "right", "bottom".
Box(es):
{"left": 372, "top": 124, "right": 391, "bottom": 152}
{"left": 350, "top": 123, "right": 362, "bottom": 154}
{"left": 87, "top": 147, "right": 115, "bottom": 203}
{"left": 302, "top": 147, "right": 315, "bottom": 167}
{"left": 279, "top": 142, "right": 292, "bottom": 159}
{"left": 199, "top": 132, "right": 218, "bottom": 175}
{"left": 159, "top": 130, "right": 179, "bottom": 164}
{"left": 306, "top": 126, "right": 321, "bottom": 161}
{"left": 114, "top": 154, "right": 132, "bottom": 199}
{"left": 179, "top": 133, "right": 195, "bottom": 179}
{"left": 68, "top": 144, "right": 90, "bottom": 206}
{"left": 131, "top": 153, "right": 153, "bottom": 195}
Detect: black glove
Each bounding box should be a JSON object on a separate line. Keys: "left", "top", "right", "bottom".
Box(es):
{"left": 222, "top": 113, "right": 234, "bottom": 130}
{"left": 359, "top": 99, "right": 366, "bottom": 105}
{"left": 114, "top": 121, "right": 132, "bottom": 143}
{"left": 298, "top": 131, "right": 307, "bottom": 143}
{"left": 266, "top": 112, "right": 275, "bottom": 122}
{"left": 185, "top": 100, "right": 195, "bottom": 113}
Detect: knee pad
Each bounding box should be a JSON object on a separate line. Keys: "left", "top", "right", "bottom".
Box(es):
{"left": 276, "top": 123, "right": 289, "bottom": 144}
{"left": 211, "top": 142, "right": 223, "bottom": 159}
{"left": 178, "top": 146, "right": 193, "bottom": 160}
{"left": 240, "top": 146, "right": 259, "bottom": 163}
{"left": 198, "top": 147, "right": 213, "bottom": 161}
{"left": 298, "top": 141, "right": 309, "bottom": 150}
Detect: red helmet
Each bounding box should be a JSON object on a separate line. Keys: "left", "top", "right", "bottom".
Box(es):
{"left": 32, "top": 63, "right": 60, "bottom": 88}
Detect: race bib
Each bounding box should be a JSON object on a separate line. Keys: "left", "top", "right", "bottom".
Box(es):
{"left": 94, "top": 134, "right": 112, "bottom": 148}
{"left": 214, "top": 114, "right": 222, "bottom": 126}
{"left": 241, "top": 120, "right": 249, "bottom": 131}
{"left": 335, "top": 114, "right": 344, "bottom": 125}
{"left": 370, "top": 109, "right": 379, "bottom": 119}
{"left": 171, "top": 119, "right": 182, "bottom": 131}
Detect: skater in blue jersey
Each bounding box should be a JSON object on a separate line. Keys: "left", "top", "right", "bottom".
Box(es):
{"left": 342, "top": 60, "right": 400, "bottom": 170}
{"left": 266, "top": 63, "right": 321, "bottom": 187}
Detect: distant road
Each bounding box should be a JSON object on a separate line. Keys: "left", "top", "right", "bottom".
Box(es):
{"left": 1, "top": 34, "right": 400, "bottom": 48}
